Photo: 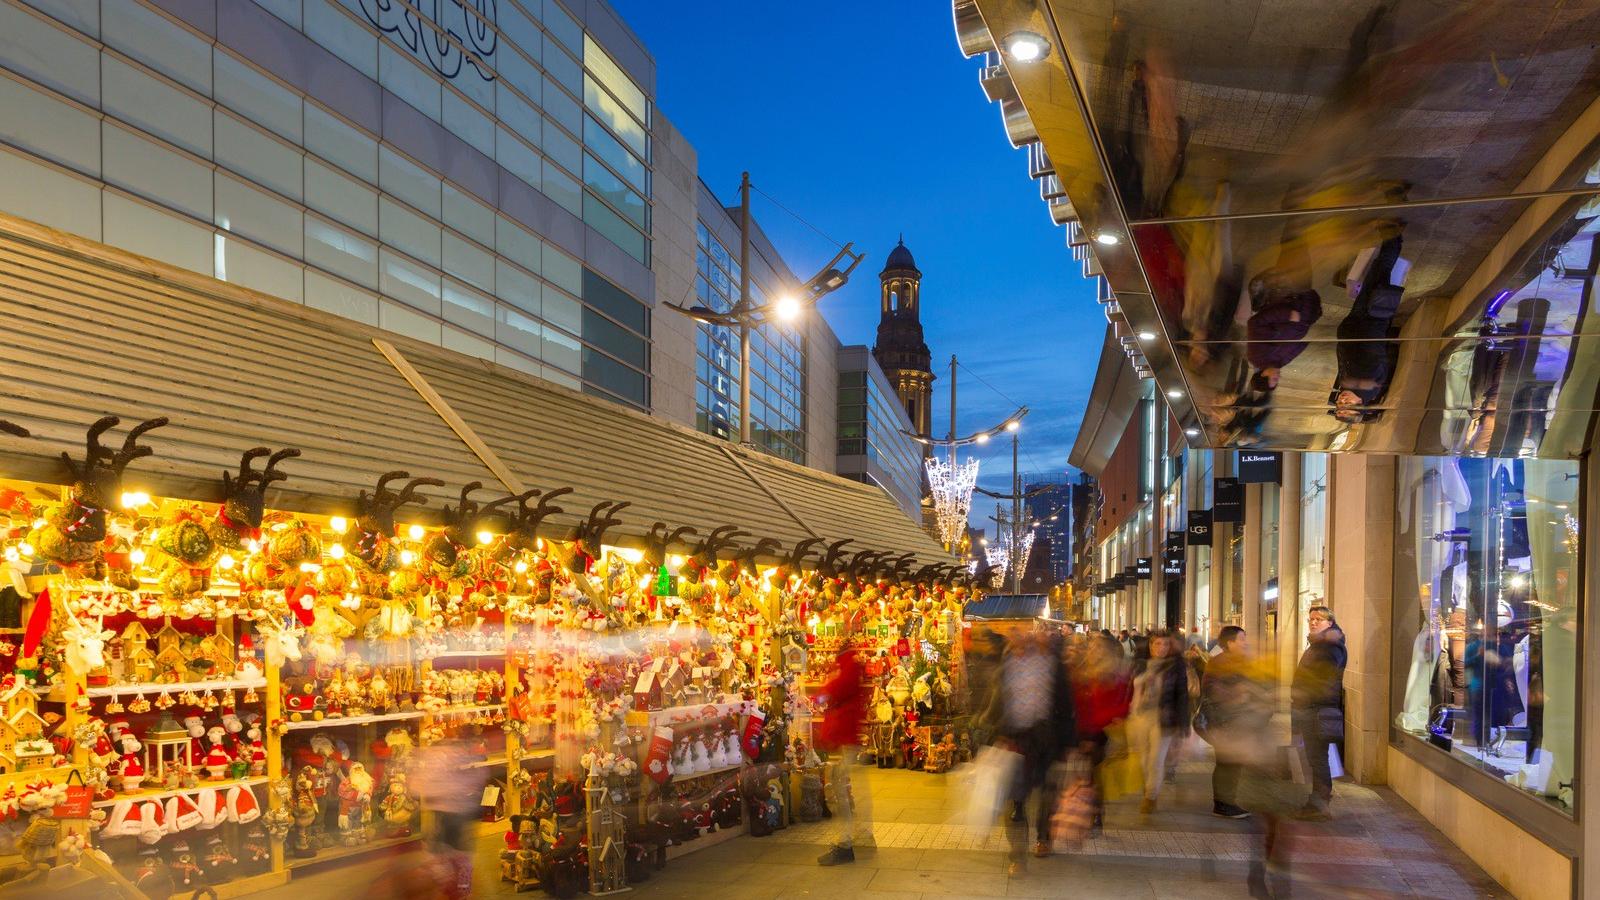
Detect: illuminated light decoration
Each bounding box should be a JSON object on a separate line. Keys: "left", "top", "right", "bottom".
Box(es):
{"left": 128, "top": 548, "right": 147, "bottom": 566}
{"left": 514, "top": 559, "right": 528, "bottom": 574}
{"left": 30, "top": 519, "right": 44, "bottom": 530}
{"left": 120, "top": 491, "right": 151, "bottom": 509}
{"left": 985, "top": 528, "right": 1035, "bottom": 588}
{"left": 2, "top": 548, "right": 16, "bottom": 563}
{"left": 925, "top": 456, "right": 980, "bottom": 548}
{"left": 399, "top": 550, "right": 416, "bottom": 566}
{"left": 329, "top": 516, "right": 349, "bottom": 534}
{"left": 217, "top": 554, "right": 235, "bottom": 570}
{"left": 16, "top": 542, "right": 32, "bottom": 558}
{"left": 408, "top": 524, "right": 425, "bottom": 540}
{"left": 476, "top": 530, "right": 494, "bottom": 545}
{"left": 328, "top": 543, "right": 345, "bottom": 559}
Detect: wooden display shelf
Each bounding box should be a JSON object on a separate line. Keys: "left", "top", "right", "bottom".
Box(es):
{"left": 284, "top": 832, "right": 421, "bottom": 870}
{"left": 671, "top": 762, "right": 742, "bottom": 781}
{"left": 75, "top": 676, "right": 267, "bottom": 699}
{"left": 664, "top": 821, "right": 746, "bottom": 862}
{"left": 430, "top": 649, "right": 505, "bottom": 658}
{"left": 92, "top": 775, "right": 268, "bottom": 808}
{"left": 461, "top": 754, "right": 505, "bottom": 770}
{"left": 282, "top": 709, "right": 421, "bottom": 731}
{"left": 282, "top": 703, "right": 503, "bottom": 731}
{"left": 212, "top": 868, "right": 290, "bottom": 898}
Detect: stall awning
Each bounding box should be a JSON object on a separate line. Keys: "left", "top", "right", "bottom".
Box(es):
{"left": 0, "top": 214, "right": 949, "bottom": 565}
{"left": 961, "top": 594, "right": 1049, "bottom": 621}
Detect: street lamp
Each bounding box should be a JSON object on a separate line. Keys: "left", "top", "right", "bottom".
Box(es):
{"left": 664, "top": 171, "right": 864, "bottom": 448}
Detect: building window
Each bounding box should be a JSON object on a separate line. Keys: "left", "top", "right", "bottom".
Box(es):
{"left": 1392, "top": 456, "right": 1578, "bottom": 815}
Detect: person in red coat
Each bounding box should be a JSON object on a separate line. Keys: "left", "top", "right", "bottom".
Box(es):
{"left": 814, "top": 641, "right": 870, "bottom": 866}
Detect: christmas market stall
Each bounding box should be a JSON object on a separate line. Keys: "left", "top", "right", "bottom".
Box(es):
{"left": 0, "top": 214, "right": 969, "bottom": 897}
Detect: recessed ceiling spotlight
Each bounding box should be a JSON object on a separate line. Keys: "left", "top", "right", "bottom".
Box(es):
{"left": 1094, "top": 231, "right": 1121, "bottom": 246}
{"left": 1166, "top": 389, "right": 1183, "bottom": 399}
{"left": 1137, "top": 331, "right": 1156, "bottom": 342}
{"left": 1184, "top": 427, "right": 1200, "bottom": 438}
{"left": 1003, "top": 31, "right": 1050, "bottom": 63}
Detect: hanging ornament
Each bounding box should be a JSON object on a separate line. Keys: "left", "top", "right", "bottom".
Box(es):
{"left": 153, "top": 691, "right": 174, "bottom": 711}
{"left": 200, "top": 690, "right": 218, "bottom": 711}
{"left": 242, "top": 686, "right": 258, "bottom": 704}
{"left": 104, "top": 694, "right": 124, "bottom": 715}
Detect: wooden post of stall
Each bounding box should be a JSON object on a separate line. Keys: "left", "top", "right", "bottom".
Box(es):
{"left": 503, "top": 615, "right": 520, "bottom": 818}
{"left": 265, "top": 642, "right": 284, "bottom": 873}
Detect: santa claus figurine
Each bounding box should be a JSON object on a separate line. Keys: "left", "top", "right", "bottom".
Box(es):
{"left": 182, "top": 709, "right": 207, "bottom": 761}
{"left": 336, "top": 761, "right": 374, "bottom": 843}
{"left": 241, "top": 716, "right": 267, "bottom": 776}
{"left": 200, "top": 727, "right": 234, "bottom": 780}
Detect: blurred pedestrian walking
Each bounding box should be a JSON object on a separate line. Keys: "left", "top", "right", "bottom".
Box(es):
{"left": 1072, "top": 632, "right": 1132, "bottom": 833}
{"left": 1197, "top": 625, "right": 1261, "bottom": 818}
{"left": 1127, "top": 629, "right": 1190, "bottom": 815}
{"left": 985, "top": 631, "right": 1075, "bottom": 873}
{"left": 816, "top": 639, "right": 871, "bottom": 865}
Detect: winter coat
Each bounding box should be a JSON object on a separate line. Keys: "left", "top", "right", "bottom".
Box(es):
{"left": 1291, "top": 626, "right": 1348, "bottom": 714}
{"left": 815, "top": 647, "right": 868, "bottom": 751}
{"left": 1246, "top": 289, "right": 1323, "bottom": 370}
{"left": 1132, "top": 656, "right": 1190, "bottom": 734}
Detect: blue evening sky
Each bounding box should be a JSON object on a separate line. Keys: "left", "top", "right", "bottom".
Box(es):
{"left": 611, "top": 1, "right": 1104, "bottom": 511}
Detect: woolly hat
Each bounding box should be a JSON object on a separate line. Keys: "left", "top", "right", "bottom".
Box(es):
{"left": 136, "top": 801, "right": 166, "bottom": 845}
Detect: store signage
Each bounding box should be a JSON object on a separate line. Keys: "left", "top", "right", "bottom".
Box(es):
{"left": 1135, "top": 557, "right": 1152, "bottom": 579}
{"left": 1165, "top": 531, "right": 1185, "bottom": 555}
{"left": 1214, "top": 477, "right": 1244, "bottom": 523}
{"left": 1238, "top": 451, "right": 1283, "bottom": 484}
{"left": 1162, "top": 553, "right": 1184, "bottom": 577}
{"left": 1187, "top": 510, "right": 1213, "bottom": 546}
{"left": 358, "top": 0, "right": 498, "bottom": 84}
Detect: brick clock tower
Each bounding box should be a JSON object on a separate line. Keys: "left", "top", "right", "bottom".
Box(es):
{"left": 872, "top": 238, "right": 935, "bottom": 445}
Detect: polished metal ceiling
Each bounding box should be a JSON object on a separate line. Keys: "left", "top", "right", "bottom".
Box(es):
{"left": 965, "top": 0, "right": 1600, "bottom": 458}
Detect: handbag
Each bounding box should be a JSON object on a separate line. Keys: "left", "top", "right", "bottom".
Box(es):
{"left": 1049, "top": 752, "right": 1096, "bottom": 848}
{"left": 51, "top": 770, "right": 91, "bottom": 820}
{"left": 1099, "top": 724, "right": 1143, "bottom": 802}
{"left": 962, "top": 742, "right": 1021, "bottom": 832}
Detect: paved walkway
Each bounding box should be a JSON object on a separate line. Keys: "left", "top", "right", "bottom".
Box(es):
{"left": 259, "top": 743, "right": 1510, "bottom": 898}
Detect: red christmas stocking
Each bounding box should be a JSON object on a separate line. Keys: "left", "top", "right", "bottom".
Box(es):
{"left": 740, "top": 709, "right": 766, "bottom": 760}
{"left": 644, "top": 726, "right": 674, "bottom": 784}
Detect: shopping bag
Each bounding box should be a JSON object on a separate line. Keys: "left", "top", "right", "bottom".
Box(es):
{"left": 51, "top": 770, "right": 90, "bottom": 820}
{"left": 1049, "top": 752, "right": 1095, "bottom": 849}
{"left": 1329, "top": 743, "right": 1346, "bottom": 780}
{"left": 962, "top": 742, "right": 1021, "bottom": 832}
{"left": 1099, "top": 725, "right": 1143, "bottom": 802}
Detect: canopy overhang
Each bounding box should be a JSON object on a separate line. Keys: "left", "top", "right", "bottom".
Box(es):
{"left": 0, "top": 213, "right": 950, "bottom": 566}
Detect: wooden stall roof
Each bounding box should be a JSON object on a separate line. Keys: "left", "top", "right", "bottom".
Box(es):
{"left": 0, "top": 214, "right": 950, "bottom": 565}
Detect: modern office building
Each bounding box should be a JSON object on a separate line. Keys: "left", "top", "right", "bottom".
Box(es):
{"left": 1022, "top": 474, "right": 1074, "bottom": 586}
{"left": 0, "top": 0, "right": 658, "bottom": 407}
{"left": 835, "top": 344, "right": 923, "bottom": 518}
{"left": 957, "top": 2, "right": 1600, "bottom": 895}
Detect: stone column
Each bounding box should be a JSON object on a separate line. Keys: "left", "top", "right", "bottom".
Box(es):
{"left": 1276, "top": 453, "right": 1303, "bottom": 691}
{"left": 1326, "top": 454, "right": 1395, "bottom": 785}
{"left": 1242, "top": 483, "right": 1262, "bottom": 640}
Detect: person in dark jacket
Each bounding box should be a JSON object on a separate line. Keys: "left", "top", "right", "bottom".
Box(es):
{"left": 985, "top": 631, "right": 1076, "bottom": 870}
{"left": 1291, "top": 607, "right": 1348, "bottom": 820}
{"left": 1127, "top": 630, "right": 1190, "bottom": 815}
{"left": 1245, "top": 281, "right": 1323, "bottom": 383}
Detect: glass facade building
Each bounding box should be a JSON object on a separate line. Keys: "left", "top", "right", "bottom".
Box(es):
{"left": 0, "top": 0, "right": 652, "bottom": 407}
{"left": 835, "top": 345, "right": 922, "bottom": 518}
{"left": 691, "top": 215, "right": 806, "bottom": 464}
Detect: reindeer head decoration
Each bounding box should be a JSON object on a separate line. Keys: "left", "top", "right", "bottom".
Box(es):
{"left": 680, "top": 525, "right": 747, "bottom": 584}
{"left": 423, "top": 482, "right": 491, "bottom": 572}
{"left": 773, "top": 537, "right": 822, "bottom": 587}
{"left": 216, "top": 447, "right": 299, "bottom": 546}
{"left": 54, "top": 416, "right": 168, "bottom": 544}
{"left": 638, "top": 523, "right": 697, "bottom": 576}
{"left": 343, "top": 471, "right": 442, "bottom": 572}
{"left": 807, "top": 539, "right": 854, "bottom": 590}
{"left": 723, "top": 537, "right": 782, "bottom": 584}
{"left": 845, "top": 550, "right": 886, "bottom": 588}
{"left": 888, "top": 554, "right": 918, "bottom": 588}
{"left": 559, "top": 500, "right": 629, "bottom": 574}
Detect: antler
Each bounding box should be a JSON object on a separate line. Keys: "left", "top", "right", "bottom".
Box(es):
{"left": 396, "top": 476, "right": 443, "bottom": 508}
{"left": 518, "top": 487, "right": 573, "bottom": 538}
{"left": 224, "top": 447, "right": 301, "bottom": 497}
{"left": 736, "top": 537, "right": 783, "bottom": 568}
{"left": 576, "top": 501, "right": 630, "bottom": 553}
{"left": 479, "top": 489, "right": 536, "bottom": 527}
{"left": 846, "top": 550, "right": 884, "bottom": 581}
{"left": 110, "top": 417, "right": 167, "bottom": 476}
{"left": 693, "top": 525, "right": 749, "bottom": 563}
{"left": 891, "top": 553, "right": 917, "bottom": 580}
{"left": 816, "top": 539, "right": 854, "bottom": 578}
{"left": 60, "top": 416, "right": 117, "bottom": 483}
{"left": 0, "top": 421, "right": 27, "bottom": 438}
{"left": 643, "top": 523, "right": 698, "bottom": 568}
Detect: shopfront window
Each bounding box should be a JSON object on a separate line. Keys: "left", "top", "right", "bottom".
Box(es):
{"left": 1298, "top": 453, "right": 1329, "bottom": 625}
{"left": 1258, "top": 482, "right": 1281, "bottom": 636}
{"left": 1393, "top": 456, "right": 1579, "bottom": 814}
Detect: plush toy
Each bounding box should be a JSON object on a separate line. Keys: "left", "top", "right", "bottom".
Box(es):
{"left": 201, "top": 726, "right": 234, "bottom": 780}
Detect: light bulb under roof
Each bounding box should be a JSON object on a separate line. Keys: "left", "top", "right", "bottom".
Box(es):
{"left": 1094, "top": 232, "right": 1120, "bottom": 246}
{"left": 1184, "top": 427, "right": 1200, "bottom": 437}
{"left": 1002, "top": 30, "right": 1050, "bottom": 63}
{"left": 1137, "top": 331, "right": 1156, "bottom": 342}
{"left": 1166, "top": 389, "right": 1184, "bottom": 399}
